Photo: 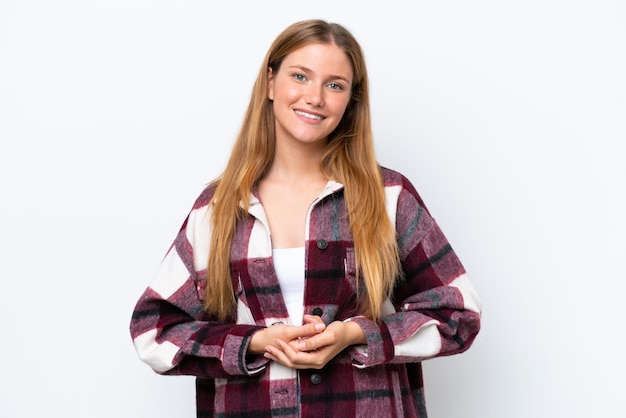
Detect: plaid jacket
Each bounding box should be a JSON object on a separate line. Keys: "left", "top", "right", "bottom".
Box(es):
{"left": 130, "top": 168, "right": 481, "bottom": 417}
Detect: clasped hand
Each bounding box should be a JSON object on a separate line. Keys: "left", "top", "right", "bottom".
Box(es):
{"left": 248, "top": 314, "right": 366, "bottom": 370}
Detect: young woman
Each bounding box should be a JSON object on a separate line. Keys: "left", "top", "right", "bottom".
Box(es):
{"left": 130, "top": 19, "right": 481, "bottom": 418}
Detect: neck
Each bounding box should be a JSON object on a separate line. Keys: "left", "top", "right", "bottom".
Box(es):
{"left": 267, "top": 139, "right": 327, "bottom": 182}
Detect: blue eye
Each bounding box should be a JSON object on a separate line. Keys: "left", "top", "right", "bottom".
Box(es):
{"left": 327, "top": 83, "right": 343, "bottom": 91}
{"left": 293, "top": 73, "right": 307, "bottom": 82}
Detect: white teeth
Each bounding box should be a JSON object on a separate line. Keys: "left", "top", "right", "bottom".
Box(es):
{"left": 295, "top": 110, "right": 323, "bottom": 120}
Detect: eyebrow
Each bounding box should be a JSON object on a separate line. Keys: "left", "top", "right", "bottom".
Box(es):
{"left": 287, "top": 65, "right": 352, "bottom": 84}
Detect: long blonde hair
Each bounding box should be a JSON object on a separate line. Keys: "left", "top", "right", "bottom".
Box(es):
{"left": 205, "top": 19, "right": 401, "bottom": 321}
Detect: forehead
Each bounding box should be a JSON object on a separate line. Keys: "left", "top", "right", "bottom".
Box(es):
{"left": 281, "top": 42, "right": 353, "bottom": 79}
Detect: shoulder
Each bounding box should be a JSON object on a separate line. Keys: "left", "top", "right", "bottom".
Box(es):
{"left": 380, "top": 167, "right": 437, "bottom": 253}
{"left": 192, "top": 181, "right": 218, "bottom": 211}
{"left": 380, "top": 166, "right": 430, "bottom": 213}
{"left": 179, "top": 182, "right": 218, "bottom": 232}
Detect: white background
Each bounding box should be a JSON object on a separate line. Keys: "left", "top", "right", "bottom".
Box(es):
{"left": 1, "top": 1, "right": 624, "bottom": 417}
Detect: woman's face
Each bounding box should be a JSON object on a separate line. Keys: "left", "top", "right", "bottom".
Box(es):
{"left": 268, "top": 42, "right": 353, "bottom": 147}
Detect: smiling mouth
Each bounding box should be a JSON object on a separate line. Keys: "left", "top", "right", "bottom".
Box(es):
{"left": 294, "top": 109, "right": 324, "bottom": 120}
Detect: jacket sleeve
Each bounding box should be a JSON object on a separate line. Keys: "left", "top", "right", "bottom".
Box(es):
{"left": 347, "top": 177, "right": 481, "bottom": 367}
{"left": 129, "top": 193, "right": 268, "bottom": 378}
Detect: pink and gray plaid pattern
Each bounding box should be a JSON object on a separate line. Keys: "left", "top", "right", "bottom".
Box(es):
{"left": 130, "top": 168, "right": 481, "bottom": 417}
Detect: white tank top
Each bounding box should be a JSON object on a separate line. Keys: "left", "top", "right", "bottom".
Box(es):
{"left": 272, "top": 247, "right": 305, "bottom": 324}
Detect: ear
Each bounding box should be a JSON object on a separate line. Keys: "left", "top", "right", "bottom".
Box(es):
{"left": 267, "top": 67, "right": 274, "bottom": 101}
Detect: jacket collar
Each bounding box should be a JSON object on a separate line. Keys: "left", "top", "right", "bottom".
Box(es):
{"left": 244, "top": 179, "right": 344, "bottom": 220}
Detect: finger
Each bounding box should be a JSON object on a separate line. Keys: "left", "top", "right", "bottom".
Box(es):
{"left": 275, "top": 338, "right": 299, "bottom": 357}
{"left": 285, "top": 346, "right": 331, "bottom": 369}
{"left": 264, "top": 348, "right": 292, "bottom": 368}
{"left": 285, "top": 322, "right": 325, "bottom": 341}
{"left": 295, "top": 333, "right": 327, "bottom": 351}
{"left": 295, "top": 324, "right": 342, "bottom": 351}
{"left": 302, "top": 314, "right": 324, "bottom": 325}
{"left": 266, "top": 340, "right": 302, "bottom": 368}
{"left": 271, "top": 339, "right": 335, "bottom": 369}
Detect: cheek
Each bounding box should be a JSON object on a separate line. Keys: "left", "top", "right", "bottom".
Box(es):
{"left": 283, "top": 86, "right": 303, "bottom": 103}
{"left": 332, "top": 98, "right": 351, "bottom": 119}
{"left": 273, "top": 80, "right": 300, "bottom": 102}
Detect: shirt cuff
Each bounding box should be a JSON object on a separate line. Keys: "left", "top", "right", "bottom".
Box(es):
{"left": 345, "top": 316, "right": 394, "bottom": 367}
{"left": 221, "top": 325, "right": 268, "bottom": 375}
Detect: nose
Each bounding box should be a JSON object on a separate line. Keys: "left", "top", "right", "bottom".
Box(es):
{"left": 304, "top": 84, "right": 324, "bottom": 107}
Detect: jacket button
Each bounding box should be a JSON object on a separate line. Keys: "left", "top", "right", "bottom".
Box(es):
{"left": 312, "top": 307, "right": 323, "bottom": 316}
{"left": 316, "top": 239, "right": 328, "bottom": 249}
{"left": 310, "top": 374, "right": 322, "bottom": 384}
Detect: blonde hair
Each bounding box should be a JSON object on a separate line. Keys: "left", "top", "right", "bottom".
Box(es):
{"left": 205, "top": 19, "right": 401, "bottom": 321}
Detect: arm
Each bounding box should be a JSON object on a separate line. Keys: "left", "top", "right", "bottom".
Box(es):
{"left": 346, "top": 180, "right": 482, "bottom": 367}
{"left": 129, "top": 195, "right": 267, "bottom": 379}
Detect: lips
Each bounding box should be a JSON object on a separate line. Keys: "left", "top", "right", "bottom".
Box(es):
{"left": 294, "top": 109, "right": 324, "bottom": 120}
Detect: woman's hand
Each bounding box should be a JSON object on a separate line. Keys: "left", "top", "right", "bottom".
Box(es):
{"left": 248, "top": 316, "right": 326, "bottom": 354}
{"left": 263, "top": 316, "right": 366, "bottom": 369}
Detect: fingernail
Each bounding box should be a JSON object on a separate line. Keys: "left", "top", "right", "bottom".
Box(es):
{"left": 315, "top": 323, "right": 325, "bottom": 331}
